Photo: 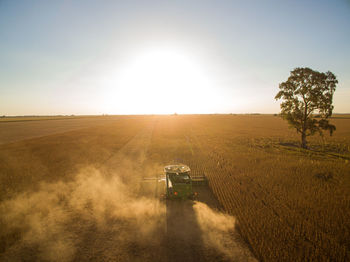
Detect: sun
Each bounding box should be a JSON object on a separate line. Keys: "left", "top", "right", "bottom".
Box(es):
{"left": 104, "top": 48, "right": 219, "bottom": 114}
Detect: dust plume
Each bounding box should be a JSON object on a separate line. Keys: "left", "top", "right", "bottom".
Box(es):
{"left": 193, "top": 202, "right": 256, "bottom": 261}
{"left": 0, "top": 167, "right": 165, "bottom": 262}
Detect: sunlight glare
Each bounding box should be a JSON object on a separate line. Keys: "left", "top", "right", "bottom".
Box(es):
{"left": 105, "top": 48, "right": 219, "bottom": 114}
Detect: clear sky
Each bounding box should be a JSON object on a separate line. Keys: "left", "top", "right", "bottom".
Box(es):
{"left": 1, "top": 0, "right": 349, "bottom": 115}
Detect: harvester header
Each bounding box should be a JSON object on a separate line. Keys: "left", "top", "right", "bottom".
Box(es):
{"left": 141, "top": 164, "right": 207, "bottom": 200}
{"left": 164, "top": 164, "right": 191, "bottom": 174}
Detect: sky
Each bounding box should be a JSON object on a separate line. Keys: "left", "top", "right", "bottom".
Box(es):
{"left": 1, "top": 0, "right": 349, "bottom": 115}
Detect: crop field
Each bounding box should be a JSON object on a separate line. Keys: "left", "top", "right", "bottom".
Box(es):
{"left": 0, "top": 115, "right": 349, "bottom": 261}
{"left": 0, "top": 115, "right": 130, "bottom": 145}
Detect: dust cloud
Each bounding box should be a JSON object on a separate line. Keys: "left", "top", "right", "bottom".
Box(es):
{"left": 0, "top": 167, "right": 165, "bottom": 261}
{"left": 193, "top": 202, "right": 256, "bottom": 261}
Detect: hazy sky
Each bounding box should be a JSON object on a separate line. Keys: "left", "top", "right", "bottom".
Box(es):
{"left": 1, "top": 0, "right": 349, "bottom": 115}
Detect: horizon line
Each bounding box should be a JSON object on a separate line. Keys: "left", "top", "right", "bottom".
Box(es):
{"left": 2, "top": 112, "right": 350, "bottom": 118}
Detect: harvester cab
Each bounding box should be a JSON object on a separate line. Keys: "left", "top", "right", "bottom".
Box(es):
{"left": 164, "top": 164, "right": 207, "bottom": 200}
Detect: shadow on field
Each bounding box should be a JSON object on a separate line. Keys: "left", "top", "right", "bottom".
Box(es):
{"left": 164, "top": 185, "right": 228, "bottom": 262}
{"left": 165, "top": 200, "right": 204, "bottom": 262}
{"left": 136, "top": 177, "right": 258, "bottom": 262}
{"left": 162, "top": 184, "right": 255, "bottom": 262}
{"left": 279, "top": 141, "right": 300, "bottom": 148}
{"left": 278, "top": 141, "right": 350, "bottom": 160}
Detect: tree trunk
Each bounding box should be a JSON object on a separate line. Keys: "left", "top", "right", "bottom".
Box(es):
{"left": 301, "top": 132, "right": 307, "bottom": 149}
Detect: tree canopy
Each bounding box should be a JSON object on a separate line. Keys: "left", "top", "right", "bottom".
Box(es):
{"left": 275, "top": 67, "right": 338, "bottom": 148}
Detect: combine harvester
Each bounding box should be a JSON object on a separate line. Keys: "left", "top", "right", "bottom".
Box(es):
{"left": 143, "top": 164, "right": 207, "bottom": 200}
{"left": 164, "top": 164, "right": 207, "bottom": 200}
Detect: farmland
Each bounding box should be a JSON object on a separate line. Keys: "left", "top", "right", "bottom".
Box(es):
{"left": 0, "top": 115, "right": 349, "bottom": 261}
{"left": 0, "top": 115, "right": 129, "bottom": 145}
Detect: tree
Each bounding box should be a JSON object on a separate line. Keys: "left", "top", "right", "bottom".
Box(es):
{"left": 275, "top": 67, "right": 338, "bottom": 149}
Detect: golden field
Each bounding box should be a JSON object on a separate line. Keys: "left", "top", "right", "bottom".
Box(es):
{"left": 0, "top": 115, "right": 349, "bottom": 261}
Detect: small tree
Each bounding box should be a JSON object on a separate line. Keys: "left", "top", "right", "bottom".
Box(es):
{"left": 275, "top": 67, "right": 338, "bottom": 149}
